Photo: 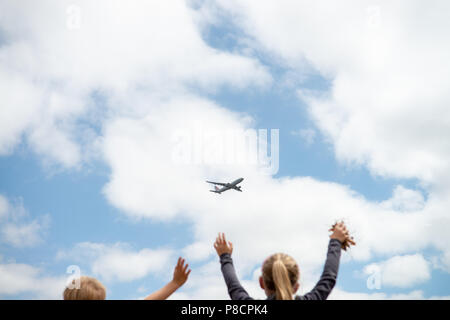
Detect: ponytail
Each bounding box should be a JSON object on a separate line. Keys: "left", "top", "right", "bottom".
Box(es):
{"left": 262, "top": 253, "right": 299, "bottom": 300}
{"left": 272, "top": 259, "right": 294, "bottom": 300}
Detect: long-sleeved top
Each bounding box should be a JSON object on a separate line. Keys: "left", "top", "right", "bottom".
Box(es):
{"left": 219, "top": 238, "right": 342, "bottom": 300}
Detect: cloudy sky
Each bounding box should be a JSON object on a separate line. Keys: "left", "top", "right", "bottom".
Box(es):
{"left": 1, "top": 0, "right": 450, "bottom": 300}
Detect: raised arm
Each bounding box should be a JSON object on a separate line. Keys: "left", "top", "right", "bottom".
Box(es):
{"left": 301, "top": 222, "right": 354, "bottom": 300}
{"left": 144, "top": 257, "right": 191, "bottom": 300}
{"left": 215, "top": 233, "right": 253, "bottom": 300}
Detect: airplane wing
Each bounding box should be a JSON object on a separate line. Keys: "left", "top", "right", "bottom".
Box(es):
{"left": 206, "top": 181, "right": 228, "bottom": 186}
{"left": 218, "top": 185, "right": 231, "bottom": 192}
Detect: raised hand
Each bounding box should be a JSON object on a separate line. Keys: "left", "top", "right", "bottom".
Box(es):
{"left": 329, "top": 221, "right": 356, "bottom": 251}
{"left": 214, "top": 232, "right": 233, "bottom": 256}
{"left": 144, "top": 257, "right": 191, "bottom": 300}
{"left": 172, "top": 257, "right": 191, "bottom": 287}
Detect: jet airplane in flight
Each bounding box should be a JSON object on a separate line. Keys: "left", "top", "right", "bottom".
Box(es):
{"left": 206, "top": 178, "right": 244, "bottom": 194}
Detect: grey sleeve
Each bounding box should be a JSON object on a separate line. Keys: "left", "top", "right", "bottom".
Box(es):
{"left": 301, "top": 239, "right": 342, "bottom": 300}
{"left": 219, "top": 253, "right": 254, "bottom": 300}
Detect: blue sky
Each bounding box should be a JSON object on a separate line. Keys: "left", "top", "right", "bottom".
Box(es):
{"left": 1, "top": 0, "right": 450, "bottom": 300}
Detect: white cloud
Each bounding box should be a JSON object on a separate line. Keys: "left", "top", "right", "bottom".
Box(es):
{"left": 329, "top": 288, "right": 423, "bottom": 300}
{"left": 100, "top": 94, "right": 440, "bottom": 280}
{"left": 0, "top": 0, "right": 271, "bottom": 168}
{"left": 363, "top": 254, "right": 431, "bottom": 288}
{"left": 434, "top": 251, "right": 450, "bottom": 273}
{"left": 2, "top": 0, "right": 450, "bottom": 299}
{"left": 183, "top": 242, "right": 214, "bottom": 263}
{"left": 429, "top": 294, "right": 450, "bottom": 300}
{"left": 205, "top": 0, "right": 450, "bottom": 187}
{"left": 0, "top": 195, "right": 50, "bottom": 248}
{"left": 390, "top": 290, "right": 426, "bottom": 300}
{"left": 0, "top": 263, "right": 66, "bottom": 299}
{"left": 380, "top": 185, "right": 425, "bottom": 212}
{"left": 175, "top": 0, "right": 450, "bottom": 294}
{"left": 330, "top": 289, "right": 450, "bottom": 300}
{"left": 169, "top": 260, "right": 266, "bottom": 300}
{"left": 58, "top": 242, "right": 173, "bottom": 282}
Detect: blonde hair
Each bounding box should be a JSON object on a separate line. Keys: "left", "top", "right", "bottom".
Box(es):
{"left": 262, "top": 253, "right": 299, "bottom": 300}
{"left": 63, "top": 276, "right": 106, "bottom": 300}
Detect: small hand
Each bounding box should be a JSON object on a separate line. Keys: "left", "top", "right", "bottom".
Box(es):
{"left": 329, "top": 221, "right": 356, "bottom": 251}
{"left": 172, "top": 257, "right": 191, "bottom": 288}
{"left": 214, "top": 232, "right": 233, "bottom": 256}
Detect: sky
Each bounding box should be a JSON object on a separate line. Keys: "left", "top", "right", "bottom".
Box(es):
{"left": 0, "top": 0, "right": 450, "bottom": 300}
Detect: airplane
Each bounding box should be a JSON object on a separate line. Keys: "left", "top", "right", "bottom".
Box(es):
{"left": 206, "top": 177, "right": 244, "bottom": 194}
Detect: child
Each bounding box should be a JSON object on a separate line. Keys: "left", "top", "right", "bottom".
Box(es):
{"left": 63, "top": 257, "right": 191, "bottom": 300}
{"left": 214, "top": 222, "right": 355, "bottom": 300}
{"left": 63, "top": 276, "right": 106, "bottom": 300}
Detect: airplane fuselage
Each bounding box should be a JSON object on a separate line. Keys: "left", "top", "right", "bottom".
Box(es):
{"left": 229, "top": 178, "right": 244, "bottom": 186}
{"left": 207, "top": 177, "right": 244, "bottom": 194}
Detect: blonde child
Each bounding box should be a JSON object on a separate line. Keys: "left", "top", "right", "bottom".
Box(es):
{"left": 63, "top": 257, "right": 191, "bottom": 300}
{"left": 214, "top": 222, "right": 355, "bottom": 300}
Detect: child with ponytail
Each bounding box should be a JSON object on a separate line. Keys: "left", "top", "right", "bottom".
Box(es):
{"left": 214, "top": 222, "right": 355, "bottom": 300}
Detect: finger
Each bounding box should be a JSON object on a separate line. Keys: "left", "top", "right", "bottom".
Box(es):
{"left": 183, "top": 263, "right": 189, "bottom": 273}
{"left": 222, "top": 233, "right": 227, "bottom": 244}
{"left": 229, "top": 241, "right": 233, "bottom": 251}
{"left": 186, "top": 269, "right": 191, "bottom": 278}
{"left": 177, "top": 257, "right": 183, "bottom": 269}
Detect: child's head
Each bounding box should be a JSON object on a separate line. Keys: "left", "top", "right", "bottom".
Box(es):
{"left": 259, "top": 253, "right": 299, "bottom": 300}
{"left": 63, "top": 276, "right": 106, "bottom": 300}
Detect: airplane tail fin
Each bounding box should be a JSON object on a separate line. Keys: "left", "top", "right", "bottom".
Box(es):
{"left": 210, "top": 186, "right": 221, "bottom": 193}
